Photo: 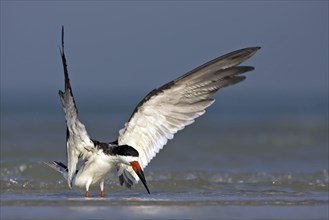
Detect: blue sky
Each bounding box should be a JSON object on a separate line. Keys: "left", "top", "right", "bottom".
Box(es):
{"left": 1, "top": 1, "right": 328, "bottom": 106}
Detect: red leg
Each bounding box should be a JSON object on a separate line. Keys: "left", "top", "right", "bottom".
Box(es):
{"left": 85, "top": 191, "right": 89, "bottom": 198}
{"left": 100, "top": 191, "right": 105, "bottom": 197}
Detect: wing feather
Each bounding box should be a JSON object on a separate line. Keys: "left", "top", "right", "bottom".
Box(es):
{"left": 59, "top": 27, "right": 94, "bottom": 188}
{"left": 117, "top": 47, "right": 260, "bottom": 186}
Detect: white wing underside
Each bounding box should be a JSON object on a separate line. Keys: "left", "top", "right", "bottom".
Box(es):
{"left": 117, "top": 47, "right": 260, "bottom": 187}
{"left": 59, "top": 89, "right": 94, "bottom": 188}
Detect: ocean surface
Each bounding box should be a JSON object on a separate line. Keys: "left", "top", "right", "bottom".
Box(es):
{"left": 1, "top": 92, "right": 328, "bottom": 219}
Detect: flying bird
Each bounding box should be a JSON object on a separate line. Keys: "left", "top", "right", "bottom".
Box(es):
{"left": 45, "top": 27, "right": 260, "bottom": 197}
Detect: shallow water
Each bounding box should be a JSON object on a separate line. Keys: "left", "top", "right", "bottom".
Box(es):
{"left": 1, "top": 167, "right": 328, "bottom": 219}
{"left": 1, "top": 94, "right": 328, "bottom": 219}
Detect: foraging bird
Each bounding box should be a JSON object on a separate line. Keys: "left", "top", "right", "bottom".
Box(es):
{"left": 45, "top": 27, "right": 260, "bottom": 197}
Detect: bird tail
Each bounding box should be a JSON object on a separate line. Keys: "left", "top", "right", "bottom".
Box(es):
{"left": 44, "top": 161, "right": 69, "bottom": 180}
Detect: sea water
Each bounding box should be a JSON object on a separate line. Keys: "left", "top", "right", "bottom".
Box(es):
{"left": 1, "top": 93, "right": 328, "bottom": 219}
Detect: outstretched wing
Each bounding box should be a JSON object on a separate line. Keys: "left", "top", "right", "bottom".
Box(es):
{"left": 117, "top": 47, "right": 260, "bottom": 187}
{"left": 58, "top": 27, "right": 94, "bottom": 188}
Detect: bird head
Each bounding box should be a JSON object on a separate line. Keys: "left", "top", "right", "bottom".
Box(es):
{"left": 113, "top": 145, "right": 150, "bottom": 194}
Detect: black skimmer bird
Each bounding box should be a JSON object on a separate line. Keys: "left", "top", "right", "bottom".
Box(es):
{"left": 45, "top": 27, "right": 260, "bottom": 197}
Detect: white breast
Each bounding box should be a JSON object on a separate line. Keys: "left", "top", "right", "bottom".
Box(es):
{"left": 73, "top": 153, "right": 115, "bottom": 188}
